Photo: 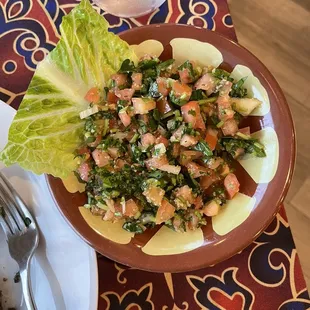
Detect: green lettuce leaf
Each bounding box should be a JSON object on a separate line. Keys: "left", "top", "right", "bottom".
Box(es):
{"left": 0, "top": 0, "right": 137, "bottom": 178}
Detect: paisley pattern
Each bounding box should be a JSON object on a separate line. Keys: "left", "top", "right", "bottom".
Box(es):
{"left": 248, "top": 213, "right": 294, "bottom": 287}
{"left": 98, "top": 210, "right": 309, "bottom": 309}
{"left": 101, "top": 283, "right": 154, "bottom": 310}
{"left": 0, "top": 0, "right": 236, "bottom": 108}
{"left": 187, "top": 268, "right": 255, "bottom": 309}
{"left": 1, "top": 0, "right": 309, "bottom": 309}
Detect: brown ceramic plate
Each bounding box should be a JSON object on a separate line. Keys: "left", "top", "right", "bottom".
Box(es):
{"left": 47, "top": 24, "right": 295, "bottom": 272}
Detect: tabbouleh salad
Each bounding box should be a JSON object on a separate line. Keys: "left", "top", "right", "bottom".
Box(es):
{"left": 75, "top": 55, "right": 266, "bottom": 234}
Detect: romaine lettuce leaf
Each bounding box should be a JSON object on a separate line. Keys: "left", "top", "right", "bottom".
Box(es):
{"left": 0, "top": 0, "right": 137, "bottom": 178}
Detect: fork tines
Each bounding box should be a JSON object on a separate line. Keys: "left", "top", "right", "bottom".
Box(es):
{"left": 0, "top": 172, "right": 31, "bottom": 236}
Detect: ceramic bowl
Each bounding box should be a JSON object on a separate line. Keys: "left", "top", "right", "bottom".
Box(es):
{"left": 47, "top": 24, "right": 295, "bottom": 272}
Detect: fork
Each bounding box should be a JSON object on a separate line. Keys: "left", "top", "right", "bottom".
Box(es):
{"left": 0, "top": 172, "right": 39, "bottom": 310}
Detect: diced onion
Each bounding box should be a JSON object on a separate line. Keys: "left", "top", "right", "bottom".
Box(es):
{"left": 154, "top": 143, "right": 166, "bottom": 157}
{"left": 80, "top": 105, "right": 100, "bottom": 119}
{"left": 158, "top": 164, "right": 181, "bottom": 175}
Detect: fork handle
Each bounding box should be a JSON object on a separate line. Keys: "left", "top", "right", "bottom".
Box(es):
{"left": 20, "top": 266, "right": 37, "bottom": 310}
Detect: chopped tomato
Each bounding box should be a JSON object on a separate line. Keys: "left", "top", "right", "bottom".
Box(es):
{"left": 118, "top": 111, "right": 131, "bottom": 127}
{"left": 200, "top": 172, "right": 218, "bottom": 190}
{"left": 157, "top": 97, "right": 172, "bottom": 114}
{"left": 195, "top": 116, "right": 206, "bottom": 132}
{"left": 132, "top": 98, "right": 156, "bottom": 114}
{"left": 143, "top": 185, "right": 165, "bottom": 207}
{"left": 205, "top": 127, "right": 218, "bottom": 151}
{"left": 173, "top": 217, "right": 183, "bottom": 231}
{"left": 238, "top": 127, "right": 251, "bottom": 136}
{"left": 216, "top": 95, "right": 230, "bottom": 107}
{"left": 74, "top": 57, "right": 268, "bottom": 231}
{"left": 224, "top": 173, "right": 240, "bottom": 199}
{"left": 217, "top": 96, "right": 235, "bottom": 121}
{"left": 156, "top": 77, "right": 170, "bottom": 97}
{"left": 180, "top": 101, "right": 203, "bottom": 123}
{"left": 174, "top": 185, "right": 195, "bottom": 205}
{"left": 155, "top": 200, "right": 175, "bottom": 224}
{"left": 194, "top": 73, "right": 217, "bottom": 95}
{"left": 123, "top": 199, "right": 139, "bottom": 217}
{"left": 186, "top": 162, "right": 209, "bottom": 178}
{"left": 155, "top": 135, "right": 169, "bottom": 147}
{"left": 222, "top": 119, "right": 238, "bottom": 136}
{"left": 220, "top": 163, "right": 230, "bottom": 176}
{"left": 111, "top": 73, "right": 127, "bottom": 87}
{"left": 92, "top": 149, "right": 111, "bottom": 167}
{"left": 107, "top": 91, "right": 118, "bottom": 103}
{"left": 187, "top": 211, "right": 199, "bottom": 230}
{"left": 139, "top": 114, "right": 149, "bottom": 124}
{"left": 77, "top": 162, "right": 90, "bottom": 182}
{"left": 107, "top": 147, "right": 120, "bottom": 159}
{"left": 181, "top": 101, "right": 206, "bottom": 131}
{"left": 171, "top": 81, "right": 192, "bottom": 100}
{"left": 87, "top": 135, "right": 101, "bottom": 148}
{"left": 115, "top": 88, "right": 135, "bottom": 101}
{"left": 158, "top": 164, "right": 181, "bottom": 175}
{"left": 179, "top": 68, "right": 193, "bottom": 84}
{"left": 131, "top": 73, "right": 142, "bottom": 90}
{"left": 180, "top": 134, "right": 198, "bottom": 147}
{"left": 171, "top": 143, "right": 181, "bottom": 158}
{"left": 109, "top": 119, "right": 118, "bottom": 130}
{"left": 219, "top": 81, "right": 232, "bottom": 97}
{"left": 141, "top": 133, "right": 156, "bottom": 148}
{"left": 114, "top": 159, "right": 127, "bottom": 171}
{"left": 194, "top": 196, "right": 203, "bottom": 209}
{"left": 203, "top": 200, "right": 220, "bottom": 217}
{"left": 84, "top": 87, "right": 100, "bottom": 104}
{"left": 179, "top": 150, "right": 202, "bottom": 165}
{"left": 206, "top": 157, "right": 224, "bottom": 170}
{"left": 218, "top": 108, "right": 235, "bottom": 122}
{"left": 145, "top": 155, "right": 169, "bottom": 169}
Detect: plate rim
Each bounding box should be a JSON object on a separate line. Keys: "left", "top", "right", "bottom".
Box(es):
{"left": 46, "top": 23, "right": 296, "bottom": 272}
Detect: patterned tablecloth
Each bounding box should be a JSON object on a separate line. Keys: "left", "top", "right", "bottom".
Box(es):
{"left": 1, "top": 0, "right": 309, "bottom": 309}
